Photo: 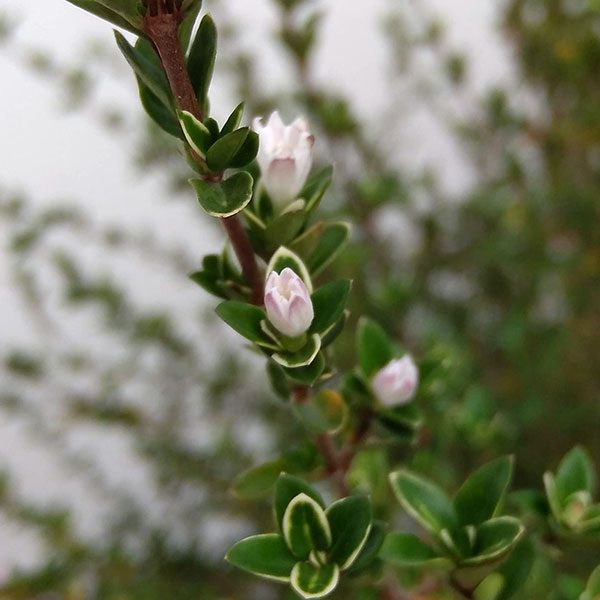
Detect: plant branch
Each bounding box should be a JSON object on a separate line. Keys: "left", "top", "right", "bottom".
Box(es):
{"left": 143, "top": 6, "right": 264, "bottom": 305}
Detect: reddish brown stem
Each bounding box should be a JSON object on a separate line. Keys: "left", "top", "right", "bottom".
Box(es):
{"left": 145, "top": 6, "right": 203, "bottom": 120}
{"left": 314, "top": 434, "right": 350, "bottom": 497}
{"left": 143, "top": 6, "right": 264, "bottom": 305}
{"left": 222, "top": 215, "right": 264, "bottom": 305}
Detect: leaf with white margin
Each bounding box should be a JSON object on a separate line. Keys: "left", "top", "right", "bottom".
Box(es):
{"left": 581, "top": 564, "right": 600, "bottom": 600}
{"left": 325, "top": 496, "right": 372, "bottom": 570}
{"left": 274, "top": 474, "right": 325, "bottom": 532}
{"left": 543, "top": 471, "right": 563, "bottom": 522}
{"left": 290, "top": 562, "right": 339, "bottom": 600}
{"left": 379, "top": 532, "right": 454, "bottom": 570}
{"left": 267, "top": 247, "right": 313, "bottom": 293}
{"left": 273, "top": 334, "right": 321, "bottom": 369}
{"left": 226, "top": 533, "right": 296, "bottom": 582}
{"left": 305, "top": 222, "right": 351, "bottom": 277}
{"left": 389, "top": 469, "right": 459, "bottom": 536}
{"left": 454, "top": 456, "right": 514, "bottom": 527}
{"left": 555, "top": 446, "right": 596, "bottom": 507}
{"left": 283, "top": 493, "right": 332, "bottom": 559}
{"left": 178, "top": 110, "right": 212, "bottom": 158}
{"left": 190, "top": 172, "right": 254, "bottom": 218}
{"left": 215, "top": 301, "right": 279, "bottom": 349}
{"left": 460, "top": 516, "right": 525, "bottom": 567}
{"left": 579, "top": 504, "right": 600, "bottom": 534}
{"left": 309, "top": 280, "right": 351, "bottom": 336}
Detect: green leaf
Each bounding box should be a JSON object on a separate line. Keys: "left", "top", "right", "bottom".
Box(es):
{"left": 474, "top": 574, "right": 504, "bottom": 600}
{"left": 375, "top": 403, "right": 421, "bottom": 439}
{"left": 379, "top": 533, "right": 453, "bottom": 570}
{"left": 305, "top": 222, "right": 351, "bottom": 277}
{"left": 206, "top": 128, "right": 250, "bottom": 171}
{"left": 275, "top": 474, "right": 325, "bottom": 532}
{"left": 325, "top": 496, "right": 372, "bottom": 570}
{"left": 310, "top": 280, "right": 351, "bottom": 336}
{"left": 290, "top": 562, "right": 339, "bottom": 600}
{"left": 281, "top": 442, "right": 320, "bottom": 474}
{"left": 440, "top": 526, "right": 473, "bottom": 561}
{"left": 95, "top": 0, "right": 139, "bottom": 21}
{"left": 581, "top": 565, "right": 600, "bottom": 600}
{"left": 347, "top": 519, "right": 386, "bottom": 573}
{"left": 138, "top": 79, "right": 183, "bottom": 139}
{"left": 454, "top": 456, "right": 515, "bottom": 527}
{"left": 462, "top": 517, "right": 525, "bottom": 566}
{"left": 267, "top": 360, "right": 290, "bottom": 400}
{"left": 133, "top": 38, "right": 182, "bottom": 138}
{"left": 579, "top": 504, "right": 600, "bottom": 533}
{"left": 178, "top": 110, "right": 212, "bottom": 157}
{"left": 189, "top": 270, "right": 227, "bottom": 299}
{"left": 273, "top": 334, "right": 321, "bottom": 369}
{"left": 190, "top": 171, "right": 254, "bottom": 218}
{"left": 204, "top": 117, "right": 220, "bottom": 141}
{"left": 233, "top": 460, "right": 283, "bottom": 499}
{"left": 321, "top": 310, "right": 348, "bottom": 348}
{"left": 226, "top": 534, "right": 296, "bottom": 582}
{"left": 301, "top": 165, "right": 333, "bottom": 213}
{"left": 555, "top": 447, "right": 596, "bottom": 507}
{"left": 389, "top": 469, "right": 458, "bottom": 535}
{"left": 187, "top": 14, "right": 217, "bottom": 103}
{"left": 543, "top": 472, "right": 563, "bottom": 522}
{"left": 495, "top": 537, "right": 535, "bottom": 600}
{"left": 178, "top": 0, "right": 203, "bottom": 54}
{"left": 291, "top": 222, "right": 326, "bottom": 256}
{"left": 230, "top": 130, "right": 259, "bottom": 168}
{"left": 293, "top": 389, "right": 346, "bottom": 434}
{"left": 563, "top": 491, "right": 594, "bottom": 528}
{"left": 283, "top": 493, "right": 332, "bottom": 558}
{"left": 264, "top": 200, "right": 308, "bottom": 252}
{"left": 221, "top": 102, "right": 244, "bottom": 136}
{"left": 357, "top": 317, "right": 394, "bottom": 378}
{"left": 66, "top": 0, "right": 142, "bottom": 33}
{"left": 114, "top": 31, "right": 172, "bottom": 109}
{"left": 267, "top": 247, "right": 313, "bottom": 293}
{"left": 215, "top": 301, "right": 277, "bottom": 348}
{"left": 283, "top": 353, "right": 326, "bottom": 385}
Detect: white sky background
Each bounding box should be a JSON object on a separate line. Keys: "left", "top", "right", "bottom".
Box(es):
{"left": 0, "top": 0, "right": 513, "bottom": 572}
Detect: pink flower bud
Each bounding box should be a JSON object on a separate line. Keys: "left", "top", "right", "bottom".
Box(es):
{"left": 253, "top": 112, "right": 314, "bottom": 210}
{"left": 264, "top": 268, "right": 314, "bottom": 337}
{"left": 372, "top": 355, "right": 419, "bottom": 406}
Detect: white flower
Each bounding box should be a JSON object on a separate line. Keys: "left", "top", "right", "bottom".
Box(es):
{"left": 372, "top": 355, "right": 419, "bottom": 407}
{"left": 253, "top": 112, "right": 314, "bottom": 210}
{"left": 264, "top": 268, "right": 314, "bottom": 338}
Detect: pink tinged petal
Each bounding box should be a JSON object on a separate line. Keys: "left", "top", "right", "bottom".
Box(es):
{"left": 287, "top": 294, "right": 314, "bottom": 336}
{"left": 265, "top": 270, "right": 280, "bottom": 295}
{"left": 372, "top": 356, "right": 419, "bottom": 407}
{"left": 264, "top": 268, "right": 314, "bottom": 337}
{"left": 252, "top": 111, "right": 315, "bottom": 209}
{"left": 278, "top": 267, "right": 298, "bottom": 287}
{"left": 265, "top": 290, "right": 286, "bottom": 320}
{"left": 291, "top": 116, "right": 310, "bottom": 133}
{"left": 293, "top": 135, "right": 314, "bottom": 194}
{"left": 265, "top": 158, "right": 302, "bottom": 206}
{"left": 252, "top": 116, "right": 265, "bottom": 134}
{"left": 267, "top": 111, "right": 286, "bottom": 138}
{"left": 265, "top": 293, "right": 292, "bottom": 336}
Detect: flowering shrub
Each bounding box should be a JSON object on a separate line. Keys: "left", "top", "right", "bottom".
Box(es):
{"left": 33, "top": 0, "right": 600, "bottom": 597}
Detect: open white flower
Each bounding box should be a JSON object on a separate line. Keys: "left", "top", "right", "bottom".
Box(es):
{"left": 372, "top": 355, "right": 419, "bottom": 407}
{"left": 253, "top": 112, "right": 314, "bottom": 210}
{"left": 264, "top": 268, "right": 314, "bottom": 338}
